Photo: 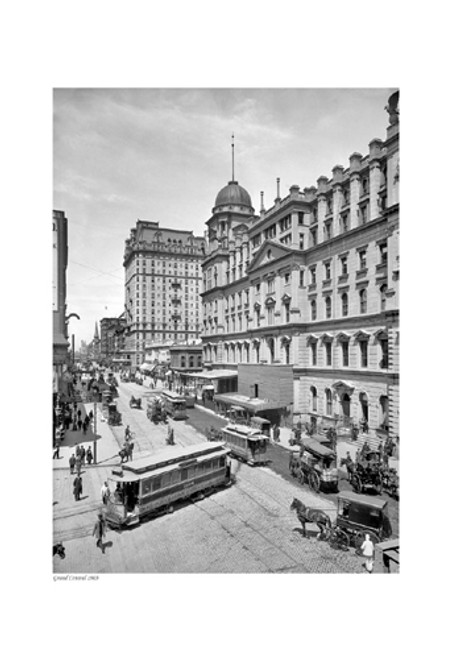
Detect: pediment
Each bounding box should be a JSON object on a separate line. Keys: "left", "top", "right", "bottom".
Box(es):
{"left": 247, "top": 239, "right": 298, "bottom": 274}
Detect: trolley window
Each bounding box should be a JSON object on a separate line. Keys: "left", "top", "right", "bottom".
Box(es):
{"left": 181, "top": 468, "right": 188, "bottom": 481}
{"left": 152, "top": 477, "right": 162, "bottom": 491}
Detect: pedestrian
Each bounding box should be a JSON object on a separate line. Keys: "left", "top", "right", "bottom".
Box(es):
{"left": 75, "top": 455, "right": 82, "bottom": 476}
{"left": 78, "top": 417, "right": 83, "bottom": 432}
{"left": 344, "top": 451, "right": 353, "bottom": 481}
{"left": 89, "top": 410, "right": 94, "bottom": 423}
{"left": 82, "top": 419, "right": 88, "bottom": 435}
{"left": 75, "top": 444, "right": 81, "bottom": 458}
{"left": 128, "top": 440, "right": 134, "bottom": 460}
{"left": 125, "top": 425, "right": 131, "bottom": 440}
{"left": 77, "top": 409, "right": 82, "bottom": 420}
{"left": 73, "top": 475, "right": 83, "bottom": 501}
{"left": 101, "top": 481, "right": 111, "bottom": 505}
{"left": 86, "top": 446, "right": 93, "bottom": 465}
{"left": 53, "top": 438, "right": 61, "bottom": 459}
{"left": 92, "top": 513, "right": 107, "bottom": 553}
{"left": 80, "top": 445, "right": 86, "bottom": 465}
{"left": 360, "top": 534, "right": 375, "bottom": 573}
{"left": 351, "top": 425, "right": 359, "bottom": 441}
{"left": 69, "top": 453, "right": 76, "bottom": 474}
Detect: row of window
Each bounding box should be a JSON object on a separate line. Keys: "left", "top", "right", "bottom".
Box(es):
{"left": 310, "top": 337, "right": 388, "bottom": 368}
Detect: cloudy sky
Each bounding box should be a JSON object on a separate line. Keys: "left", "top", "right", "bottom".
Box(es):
{"left": 54, "top": 87, "right": 395, "bottom": 347}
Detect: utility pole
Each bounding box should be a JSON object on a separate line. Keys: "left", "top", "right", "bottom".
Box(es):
{"left": 93, "top": 400, "right": 98, "bottom": 464}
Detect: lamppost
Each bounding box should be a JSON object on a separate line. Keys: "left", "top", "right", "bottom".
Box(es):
{"left": 93, "top": 399, "right": 98, "bottom": 464}
{"left": 65, "top": 313, "right": 80, "bottom": 367}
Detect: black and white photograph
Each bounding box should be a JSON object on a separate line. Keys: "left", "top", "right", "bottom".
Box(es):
{"left": 52, "top": 87, "right": 400, "bottom": 575}
{"left": 8, "top": 3, "right": 451, "bottom": 657}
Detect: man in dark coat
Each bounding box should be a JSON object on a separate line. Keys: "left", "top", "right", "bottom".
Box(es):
{"left": 93, "top": 513, "right": 107, "bottom": 553}
{"left": 86, "top": 447, "right": 93, "bottom": 465}
{"left": 73, "top": 475, "right": 83, "bottom": 501}
{"left": 69, "top": 453, "right": 76, "bottom": 474}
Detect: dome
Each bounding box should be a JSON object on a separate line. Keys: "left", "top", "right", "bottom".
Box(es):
{"left": 214, "top": 180, "right": 253, "bottom": 209}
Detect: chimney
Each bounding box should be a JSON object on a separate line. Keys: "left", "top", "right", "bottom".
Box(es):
{"left": 275, "top": 178, "right": 281, "bottom": 202}
{"left": 260, "top": 191, "right": 265, "bottom": 213}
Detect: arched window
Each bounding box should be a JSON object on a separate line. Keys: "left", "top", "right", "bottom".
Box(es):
{"left": 325, "top": 296, "right": 332, "bottom": 319}
{"left": 311, "top": 299, "right": 317, "bottom": 321}
{"left": 268, "top": 338, "right": 275, "bottom": 363}
{"left": 341, "top": 293, "right": 348, "bottom": 317}
{"left": 310, "top": 386, "right": 318, "bottom": 412}
{"left": 325, "top": 388, "right": 333, "bottom": 416}
{"left": 380, "top": 284, "right": 387, "bottom": 311}
{"left": 379, "top": 395, "right": 389, "bottom": 431}
{"left": 359, "top": 288, "right": 367, "bottom": 314}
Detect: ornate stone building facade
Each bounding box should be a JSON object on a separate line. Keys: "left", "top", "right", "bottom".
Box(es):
{"left": 123, "top": 220, "right": 205, "bottom": 369}
{"left": 201, "top": 92, "right": 399, "bottom": 441}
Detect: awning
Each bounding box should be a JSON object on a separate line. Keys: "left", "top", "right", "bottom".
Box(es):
{"left": 214, "top": 393, "right": 285, "bottom": 413}
{"left": 139, "top": 362, "right": 157, "bottom": 373}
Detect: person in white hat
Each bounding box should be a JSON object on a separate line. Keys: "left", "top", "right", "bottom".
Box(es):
{"left": 360, "top": 534, "right": 375, "bottom": 573}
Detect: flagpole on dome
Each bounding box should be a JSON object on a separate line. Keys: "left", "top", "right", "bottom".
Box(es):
{"left": 231, "top": 133, "right": 235, "bottom": 182}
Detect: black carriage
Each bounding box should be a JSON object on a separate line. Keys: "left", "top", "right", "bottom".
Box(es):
{"left": 289, "top": 437, "right": 339, "bottom": 493}
{"left": 350, "top": 449, "right": 384, "bottom": 494}
{"left": 107, "top": 402, "right": 122, "bottom": 426}
{"left": 333, "top": 491, "right": 392, "bottom": 550}
{"left": 129, "top": 396, "right": 142, "bottom": 410}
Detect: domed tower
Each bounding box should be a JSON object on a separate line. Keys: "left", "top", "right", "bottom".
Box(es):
{"left": 201, "top": 137, "right": 255, "bottom": 363}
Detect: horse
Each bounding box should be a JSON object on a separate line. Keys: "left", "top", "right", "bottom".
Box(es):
{"left": 290, "top": 497, "right": 331, "bottom": 540}
{"left": 53, "top": 542, "right": 66, "bottom": 559}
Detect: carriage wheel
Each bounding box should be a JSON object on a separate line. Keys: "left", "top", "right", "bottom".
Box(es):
{"left": 309, "top": 471, "right": 321, "bottom": 493}
{"left": 297, "top": 470, "right": 305, "bottom": 486}
{"left": 351, "top": 474, "right": 362, "bottom": 493}
{"left": 333, "top": 529, "right": 350, "bottom": 551}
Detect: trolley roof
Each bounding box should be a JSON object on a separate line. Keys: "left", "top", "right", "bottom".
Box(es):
{"left": 110, "top": 446, "right": 230, "bottom": 483}
{"left": 302, "top": 437, "right": 336, "bottom": 458}
{"left": 337, "top": 491, "right": 387, "bottom": 509}
{"left": 121, "top": 441, "right": 226, "bottom": 475}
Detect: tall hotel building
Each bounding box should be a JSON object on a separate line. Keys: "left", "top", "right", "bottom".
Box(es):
{"left": 201, "top": 92, "right": 399, "bottom": 442}
{"left": 123, "top": 220, "right": 205, "bottom": 369}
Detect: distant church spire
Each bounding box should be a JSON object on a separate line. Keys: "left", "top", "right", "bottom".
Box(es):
{"left": 94, "top": 321, "right": 99, "bottom": 341}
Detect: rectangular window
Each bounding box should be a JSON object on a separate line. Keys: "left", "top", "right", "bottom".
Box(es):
{"left": 299, "top": 270, "right": 304, "bottom": 287}
{"left": 324, "top": 262, "right": 331, "bottom": 279}
{"left": 342, "top": 341, "right": 349, "bottom": 367}
{"left": 325, "top": 342, "right": 332, "bottom": 366}
{"left": 360, "top": 341, "right": 368, "bottom": 367}
{"left": 310, "top": 267, "right": 316, "bottom": 285}
{"left": 340, "top": 256, "right": 348, "bottom": 275}
{"left": 359, "top": 250, "right": 367, "bottom": 270}
{"left": 379, "top": 242, "right": 388, "bottom": 265}
{"left": 311, "top": 343, "right": 317, "bottom": 366}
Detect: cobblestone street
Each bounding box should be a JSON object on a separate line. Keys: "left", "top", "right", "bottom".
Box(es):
{"left": 53, "top": 381, "right": 369, "bottom": 573}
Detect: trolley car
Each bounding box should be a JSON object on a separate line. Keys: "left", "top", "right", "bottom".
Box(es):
{"left": 161, "top": 390, "right": 188, "bottom": 420}
{"left": 104, "top": 441, "right": 232, "bottom": 528}
{"left": 221, "top": 423, "right": 269, "bottom": 466}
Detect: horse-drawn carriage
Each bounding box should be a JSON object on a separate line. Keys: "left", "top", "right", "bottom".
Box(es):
{"left": 129, "top": 395, "right": 142, "bottom": 409}
{"left": 348, "top": 448, "right": 384, "bottom": 494}
{"left": 107, "top": 402, "right": 122, "bottom": 426}
{"left": 290, "top": 491, "right": 393, "bottom": 551}
{"left": 289, "top": 437, "right": 339, "bottom": 493}
{"left": 146, "top": 396, "right": 167, "bottom": 424}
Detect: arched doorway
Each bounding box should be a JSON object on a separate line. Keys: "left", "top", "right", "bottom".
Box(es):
{"left": 341, "top": 392, "right": 351, "bottom": 419}
{"left": 359, "top": 392, "right": 369, "bottom": 422}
